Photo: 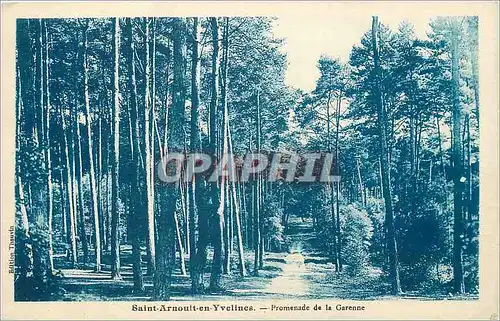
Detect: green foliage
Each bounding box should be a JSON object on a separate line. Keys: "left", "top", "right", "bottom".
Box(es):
{"left": 364, "top": 197, "right": 385, "bottom": 266}
{"left": 262, "top": 196, "right": 285, "bottom": 252}
{"left": 339, "top": 204, "right": 373, "bottom": 276}
{"left": 395, "top": 176, "right": 453, "bottom": 290}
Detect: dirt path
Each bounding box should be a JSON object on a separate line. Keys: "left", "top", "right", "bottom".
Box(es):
{"left": 263, "top": 241, "right": 308, "bottom": 296}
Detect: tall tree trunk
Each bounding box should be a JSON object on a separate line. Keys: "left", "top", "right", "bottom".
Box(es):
{"left": 110, "top": 17, "right": 122, "bottom": 280}
{"left": 174, "top": 208, "right": 187, "bottom": 276}
{"left": 326, "top": 92, "right": 339, "bottom": 271}
{"left": 241, "top": 183, "right": 249, "bottom": 246}
{"left": 41, "top": 20, "right": 54, "bottom": 272}
{"left": 451, "top": 21, "right": 465, "bottom": 294}
{"left": 29, "top": 19, "right": 52, "bottom": 296}
{"left": 254, "top": 88, "right": 264, "bottom": 273}
{"left": 105, "top": 135, "right": 112, "bottom": 249}
{"left": 151, "top": 18, "right": 157, "bottom": 252}
{"left": 125, "top": 18, "right": 144, "bottom": 292}
{"left": 253, "top": 92, "right": 261, "bottom": 275}
{"left": 188, "top": 17, "right": 202, "bottom": 291}
{"left": 258, "top": 174, "right": 264, "bottom": 269}
{"left": 82, "top": 21, "right": 102, "bottom": 272}
{"left": 221, "top": 19, "right": 231, "bottom": 276}
{"left": 191, "top": 17, "right": 219, "bottom": 293}
{"left": 97, "top": 99, "right": 106, "bottom": 252}
{"left": 60, "top": 94, "right": 77, "bottom": 266}
{"left": 153, "top": 17, "right": 184, "bottom": 300}
{"left": 334, "top": 92, "right": 342, "bottom": 272}
{"left": 228, "top": 122, "right": 247, "bottom": 276}
{"left": 58, "top": 144, "right": 68, "bottom": 253}
{"left": 66, "top": 29, "right": 81, "bottom": 265}
{"left": 71, "top": 37, "right": 80, "bottom": 258}
{"left": 74, "top": 52, "right": 89, "bottom": 265}
{"left": 144, "top": 17, "right": 156, "bottom": 276}
{"left": 210, "top": 17, "right": 228, "bottom": 292}
{"left": 223, "top": 175, "right": 231, "bottom": 275}
{"left": 371, "top": 16, "right": 402, "bottom": 295}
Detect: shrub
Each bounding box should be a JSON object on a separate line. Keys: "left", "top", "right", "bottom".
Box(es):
{"left": 339, "top": 204, "right": 373, "bottom": 276}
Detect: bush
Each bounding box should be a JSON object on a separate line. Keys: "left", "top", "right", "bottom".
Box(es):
{"left": 262, "top": 197, "right": 285, "bottom": 252}
{"left": 396, "top": 177, "right": 452, "bottom": 291}
{"left": 339, "top": 204, "right": 373, "bottom": 276}
{"left": 365, "top": 197, "right": 385, "bottom": 266}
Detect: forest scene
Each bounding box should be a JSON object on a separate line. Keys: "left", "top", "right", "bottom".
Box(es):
{"left": 14, "top": 15, "right": 480, "bottom": 301}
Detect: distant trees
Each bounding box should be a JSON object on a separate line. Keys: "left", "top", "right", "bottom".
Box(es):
{"left": 295, "top": 16, "right": 479, "bottom": 295}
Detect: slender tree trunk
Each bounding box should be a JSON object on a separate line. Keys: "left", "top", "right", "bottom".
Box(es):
{"left": 110, "top": 17, "right": 122, "bottom": 280}
{"left": 182, "top": 174, "right": 190, "bottom": 257}
{"left": 125, "top": 18, "right": 144, "bottom": 292}
{"left": 41, "top": 20, "right": 54, "bottom": 272}
{"left": 221, "top": 22, "right": 231, "bottom": 275}
{"left": 71, "top": 40, "right": 81, "bottom": 258}
{"left": 242, "top": 183, "right": 249, "bottom": 246}
{"left": 151, "top": 18, "right": 157, "bottom": 253}
{"left": 253, "top": 89, "right": 261, "bottom": 276}
{"left": 105, "top": 135, "right": 112, "bottom": 249}
{"left": 60, "top": 98, "right": 77, "bottom": 266}
{"left": 174, "top": 209, "right": 187, "bottom": 276}
{"left": 228, "top": 123, "right": 247, "bottom": 276}
{"left": 210, "top": 17, "right": 228, "bottom": 291}
{"left": 451, "top": 22, "right": 465, "bottom": 294}
{"left": 82, "top": 21, "right": 102, "bottom": 272}
{"left": 356, "top": 157, "right": 366, "bottom": 206}
{"left": 326, "top": 92, "right": 339, "bottom": 271}
{"left": 223, "top": 174, "right": 231, "bottom": 275}
{"left": 58, "top": 144, "right": 68, "bottom": 252}
{"left": 334, "top": 93, "right": 342, "bottom": 272}
{"left": 228, "top": 175, "right": 234, "bottom": 270}
{"left": 372, "top": 16, "right": 402, "bottom": 295}
{"left": 144, "top": 17, "right": 156, "bottom": 276}
{"left": 180, "top": 179, "right": 189, "bottom": 256}
{"left": 258, "top": 173, "right": 264, "bottom": 269}
{"left": 97, "top": 99, "right": 106, "bottom": 252}
{"left": 188, "top": 88, "right": 199, "bottom": 288}
{"left": 74, "top": 57, "right": 89, "bottom": 265}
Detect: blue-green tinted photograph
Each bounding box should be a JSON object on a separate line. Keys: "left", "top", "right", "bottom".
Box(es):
{"left": 14, "top": 16, "right": 479, "bottom": 301}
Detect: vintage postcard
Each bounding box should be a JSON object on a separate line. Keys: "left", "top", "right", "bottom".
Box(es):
{"left": 1, "top": 1, "right": 498, "bottom": 320}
